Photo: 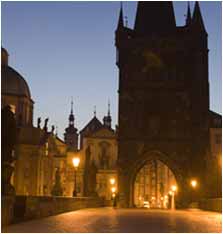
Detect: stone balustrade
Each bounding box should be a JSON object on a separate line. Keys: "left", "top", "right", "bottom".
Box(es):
{"left": 2, "top": 195, "right": 104, "bottom": 227}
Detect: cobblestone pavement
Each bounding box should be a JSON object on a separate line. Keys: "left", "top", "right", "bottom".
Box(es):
{"left": 3, "top": 208, "right": 222, "bottom": 233}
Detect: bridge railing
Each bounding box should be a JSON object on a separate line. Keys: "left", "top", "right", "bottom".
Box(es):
{"left": 2, "top": 195, "right": 105, "bottom": 227}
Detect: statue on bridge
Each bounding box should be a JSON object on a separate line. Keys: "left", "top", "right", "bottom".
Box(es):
{"left": 1, "top": 105, "right": 17, "bottom": 196}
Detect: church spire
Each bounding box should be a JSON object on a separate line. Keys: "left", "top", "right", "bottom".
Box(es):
{"left": 186, "top": 1, "right": 192, "bottom": 26}
{"left": 192, "top": 1, "right": 206, "bottom": 33}
{"left": 108, "top": 99, "right": 111, "bottom": 116}
{"left": 64, "top": 98, "right": 78, "bottom": 151}
{"left": 69, "top": 97, "right": 74, "bottom": 126}
{"left": 71, "top": 97, "right": 73, "bottom": 114}
{"left": 103, "top": 101, "right": 112, "bottom": 129}
{"left": 94, "top": 105, "right": 96, "bottom": 117}
{"left": 134, "top": 1, "right": 176, "bottom": 35}
{"left": 117, "top": 2, "right": 124, "bottom": 29}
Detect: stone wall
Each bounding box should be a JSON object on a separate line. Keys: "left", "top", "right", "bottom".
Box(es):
{"left": 2, "top": 196, "right": 104, "bottom": 226}
{"left": 1, "top": 196, "right": 15, "bottom": 226}
{"left": 199, "top": 198, "right": 222, "bottom": 212}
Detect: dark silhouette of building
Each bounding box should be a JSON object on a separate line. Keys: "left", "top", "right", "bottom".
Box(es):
{"left": 115, "top": 1, "right": 218, "bottom": 207}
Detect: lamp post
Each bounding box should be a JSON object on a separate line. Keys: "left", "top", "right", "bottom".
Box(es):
{"left": 72, "top": 157, "right": 80, "bottom": 197}
{"left": 190, "top": 179, "right": 198, "bottom": 203}
{"left": 170, "top": 185, "right": 177, "bottom": 210}
{"left": 110, "top": 178, "right": 117, "bottom": 207}
{"left": 110, "top": 178, "right": 116, "bottom": 198}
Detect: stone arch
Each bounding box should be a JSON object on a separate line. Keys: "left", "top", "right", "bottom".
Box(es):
{"left": 128, "top": 150, "right": 186, "bottom": 207}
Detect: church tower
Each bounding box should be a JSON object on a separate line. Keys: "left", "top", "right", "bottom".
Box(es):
{"left": 115, "top": 2, "right": 209, "bottom": 207}
{"left": 64, "top": 99, "right": 78, "bottom": 151}
{"left": 103, "top": 101, "right": 112, "bottom": 129}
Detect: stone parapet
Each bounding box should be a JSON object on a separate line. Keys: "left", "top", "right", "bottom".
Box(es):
{"left": 3, "top": 195, "right": 104, "bottom": 226}
{"left": 199, "top": 198, "right": 222, "bottom": 212}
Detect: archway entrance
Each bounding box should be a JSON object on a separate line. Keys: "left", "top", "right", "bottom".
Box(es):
{"left": 133, "top": 159, "right": 177, "bottom": 209}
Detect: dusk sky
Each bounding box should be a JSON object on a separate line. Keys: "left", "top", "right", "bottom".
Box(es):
{"left": 2, "top": 1, "right": 222, "bottom": 138}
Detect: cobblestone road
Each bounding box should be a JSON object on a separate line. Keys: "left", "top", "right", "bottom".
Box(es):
{"left": 3, "top": 208, "right": 222, "bottom": 233}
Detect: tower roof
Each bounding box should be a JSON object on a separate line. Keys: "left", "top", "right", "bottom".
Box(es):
{"left": 192, "top": 1, "right": 206, "bottom": 32}
{"left": 117, "top": 2, "right": 124, "bottom": 29}
{"left": 134, "top": 1, "right": 176, "bottom": 35}
{"left": 186, "top": 2, "right": 192, "bottom": 26}
{"left": 69, "top": 98, "right": 74, "bottom": 122}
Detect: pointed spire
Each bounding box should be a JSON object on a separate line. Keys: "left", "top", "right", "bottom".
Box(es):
{"left": 186, "top": 1, "right": 192, "bottom": 26}
{"left": 71, "top": 96, "right": 74, "bottom": 114}
{"left": 69, "top": 97, "right": 74, "bottom": 125}
{"left": 117, "top": 2, "right": 124, "bottom": 29}
{"left": 108, "top": 99, "right": 111, "bottom": 116}
{"left": 94, "top": 105, "right": 96, "bottom": 117}
{"left": 134, "top": 2, "right": 176, "bottom": 35}
{"left": 192, "top": 1, "right": 206, "bottom": 32}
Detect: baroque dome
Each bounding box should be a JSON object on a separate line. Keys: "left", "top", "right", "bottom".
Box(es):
{"left": 1, "top": 47, "right": 31, "bottom": 99}
{"left": 1, "top": 66, "right": 31, "bottom": 99}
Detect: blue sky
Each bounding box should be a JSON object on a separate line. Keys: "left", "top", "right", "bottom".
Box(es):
{"left": 2, "top": 1, "right": 222, "bottom": 138}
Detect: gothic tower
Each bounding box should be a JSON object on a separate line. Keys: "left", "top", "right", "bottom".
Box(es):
{"left": 103, "top": 101, "right": 112, "bottom": 129}
{"left": 64, "top": 99, "right": 78, "bottom": 151}
{"left": 115, "top": 2, "right": 209, "bottom": 207}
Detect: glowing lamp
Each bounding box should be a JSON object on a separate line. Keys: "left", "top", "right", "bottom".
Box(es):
{"left": 72, "top": 157, "right": 80, "bottom": 168}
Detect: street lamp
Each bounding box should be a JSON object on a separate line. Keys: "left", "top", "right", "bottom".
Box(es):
{"left": 190, "top": 179, "right": 197, "bottom": 188}
{"left": 111, "top": 187, "right": 116, "bottom": 193}
{"left": 72, "top": 157, "right": 80, "bottom": 197}
{"left": 110, "top": 178, "right": 115, "bottom": 185}
{"left": 170, "top": 185, "right": 177, "bottom": 210}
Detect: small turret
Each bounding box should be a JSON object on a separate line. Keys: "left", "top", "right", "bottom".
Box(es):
{"left": 192, "top": 1, "right": 206, "bottom": 33}
{"left": 186, "top": 2, "right": 192, "bottom": 26}
{"left": 117, "top": 2, "right": 124, "bottom": 30}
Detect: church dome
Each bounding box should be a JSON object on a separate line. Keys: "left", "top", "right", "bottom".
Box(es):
{"left": 1, "top": 66, "right": 31, "bottom": 98}
{"left": 1, "top": 48, "right": 31, "bottom": 99}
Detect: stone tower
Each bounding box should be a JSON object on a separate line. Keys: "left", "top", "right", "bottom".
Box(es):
{"left": 115, "top": 2, "right": 210, "bottom": 207}
{"left": 64, "top": 99, "right": 78, "bottom": 150}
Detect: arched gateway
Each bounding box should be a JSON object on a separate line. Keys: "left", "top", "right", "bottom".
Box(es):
{"left": 117, "top": 150, "right": 190, "bottom": 208}
{"left": 129, "top": 151, "right": 184, "bottom": 208}
{"left": 115, "top": 2, "right": 210, "bottom": 208}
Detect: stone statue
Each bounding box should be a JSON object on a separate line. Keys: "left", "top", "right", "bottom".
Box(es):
{"left": 2, "top": 105, "right": 17, "bottom": 195}
{"left": 37, "top": 117, "right": 41, "bottom": 128}
{"left": 51, "top": 168, "right": 63, "bottom": 196}
{"left": 43, "top": 118, "right": 49, "bottom": 132}
{"left": 51, "top": 125, "right": 55, "bottom": 134}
